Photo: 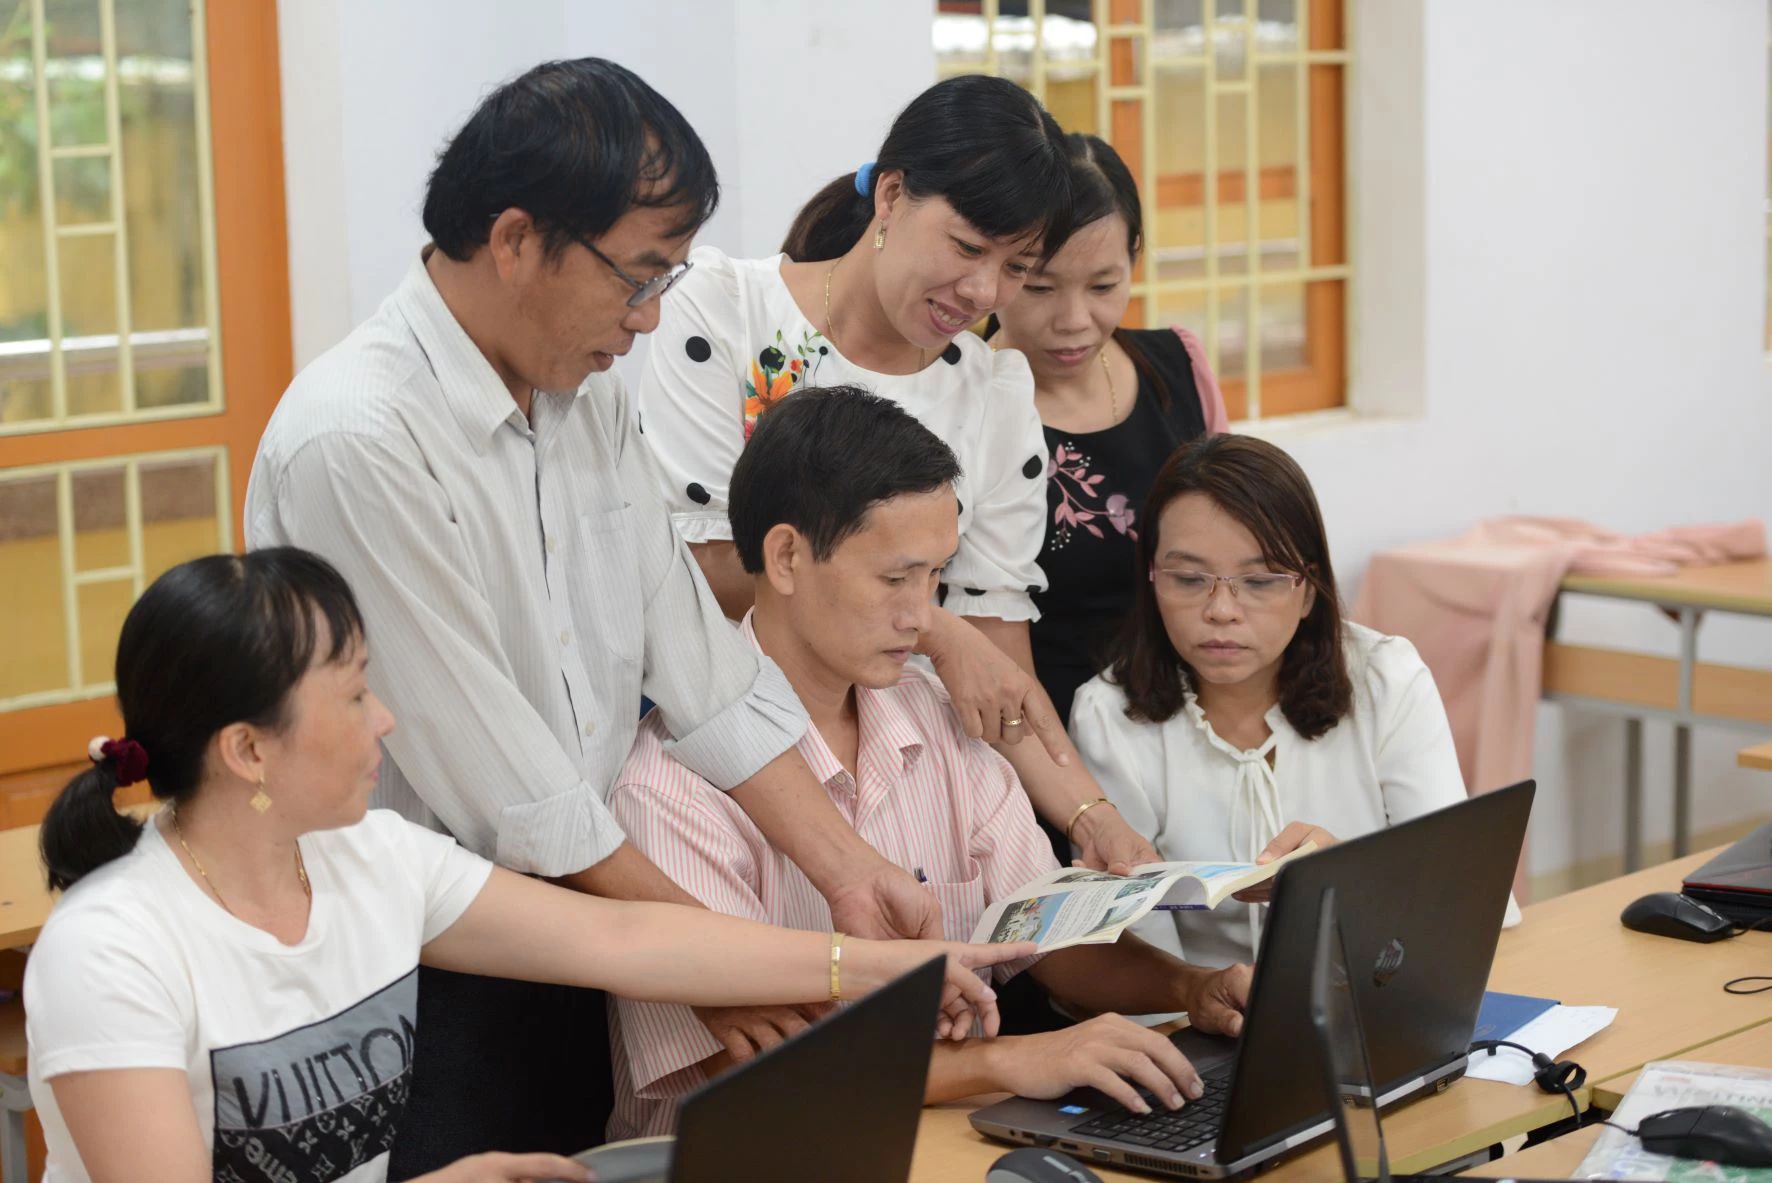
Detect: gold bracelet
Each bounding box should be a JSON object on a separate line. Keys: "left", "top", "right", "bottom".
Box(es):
{"left": 1065, "top": 797, "right": 1114, "bottom": 845}
{"left": 830, "top": 931, "right": 846, "bottom": 1002}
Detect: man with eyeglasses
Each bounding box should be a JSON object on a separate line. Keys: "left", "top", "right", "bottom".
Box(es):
{"left": 245, "top": 59, "right": 944, "bottom": 1175}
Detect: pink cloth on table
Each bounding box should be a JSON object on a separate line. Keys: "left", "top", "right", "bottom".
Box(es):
{"left": 1352, "top": 517, "right": 1766, "bottom": 899}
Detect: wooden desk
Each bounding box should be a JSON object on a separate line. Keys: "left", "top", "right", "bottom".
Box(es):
{"left": 1464, "top": 1126, "right": 1601, "bottom": 1178}
{"left": 908, "top": 851, "right": 1772, "bottom": 1182}
{"left": 0, "top": 825, "right": 46, "bottom": 952}
{"left": 1547, "top": 559, "right": 1772, "bottom": 867}
{"left": 1591, "top": 1022, "right": 1772, "bottom": 1111}
{"left": 1741, "top": 742, "right": 1772, "bottom": 772}
{"left": 1558, "top": 561, "right": 1772, "bottom": 618}
{"left": 0, "top": 804, "right": 152, "bottom": 950}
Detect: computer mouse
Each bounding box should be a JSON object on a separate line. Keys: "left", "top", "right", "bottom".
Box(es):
{"left": 986, "top": 1147, "right": 1105, "bottom": 1183}
{"left": 1637, "top": 1105, "right": 1772, "bottom": 1167}
{"left": 1620, "top": 892, "right": 1735, "bottom": 942}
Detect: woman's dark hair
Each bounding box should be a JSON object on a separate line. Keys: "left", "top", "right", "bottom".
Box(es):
{"left": 729, "top": 385, "right": 962, "bottom": 573}
{"left": 40, "top": 548, "right": 366, "bottom": 891}
{"left": 1106, "top": 434, "right": 1353, "bottom": 737}
{"left": 424, "top": 58, "right": 719, "bottom": 262}
{"left": 780, "top": 75, "right": 1075, "bottom": 263}
{"left": 988, "top": 133, "right": 1179, "bottom": 408}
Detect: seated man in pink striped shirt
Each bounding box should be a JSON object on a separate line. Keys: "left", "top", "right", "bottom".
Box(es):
{"left": 607, "top": 386, "right": 1252, "bottom": 1139}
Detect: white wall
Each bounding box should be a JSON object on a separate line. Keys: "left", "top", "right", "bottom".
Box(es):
{"left": 1298, "top": 0, "right": 1772, "bottom": 877}
{"left": 279, "top": 0, "right": 566, "bottom": 364}
{"left": 277, "top": 0, "right": 1772, "bottom": 881}
{"left": 279, "top": 0, "right": 929, "bottom": 372}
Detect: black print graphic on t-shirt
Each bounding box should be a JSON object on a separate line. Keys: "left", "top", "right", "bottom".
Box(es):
{"left": 209, "top": 970, "right": 417, "bottom": 1183}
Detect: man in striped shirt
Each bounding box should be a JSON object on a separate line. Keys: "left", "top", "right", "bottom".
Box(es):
{"left": 608, "top": 386, "right": 1253, "bottom": 1138}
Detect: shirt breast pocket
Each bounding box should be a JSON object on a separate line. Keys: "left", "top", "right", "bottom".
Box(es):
{"left": 576, "top": 504, "right": 644, "bottom": 664}
{"left": 923, "top": 860, "right": 989, "bottom": 945}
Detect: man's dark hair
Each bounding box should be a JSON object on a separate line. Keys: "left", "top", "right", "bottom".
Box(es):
{"left": 423, "top": 58, "right": 719, "bottom": 261}
{"left": 729, "top": 386, "right": 962, "bottom": 573}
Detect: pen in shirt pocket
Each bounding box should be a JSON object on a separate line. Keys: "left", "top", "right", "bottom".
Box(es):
{"left": 914, "top": 866, "right": 929, "bottom": 886}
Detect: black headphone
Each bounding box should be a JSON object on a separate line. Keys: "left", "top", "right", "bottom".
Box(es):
{"left": 1468, "top": 1039, "right": 1586, "bottom": 1122}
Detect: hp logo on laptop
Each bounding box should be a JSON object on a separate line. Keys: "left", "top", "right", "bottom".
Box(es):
{"left": 1372, "top": 938, "right": 1406, "bottom": 986}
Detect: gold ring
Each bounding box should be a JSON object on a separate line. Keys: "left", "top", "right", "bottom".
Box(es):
{"left": 1004, "top": 717, "right": 1024, "bottom": 727}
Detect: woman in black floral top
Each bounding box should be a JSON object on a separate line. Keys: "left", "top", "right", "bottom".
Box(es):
{"left": 993, "top": 135, "right": 1228, "bottom": 737}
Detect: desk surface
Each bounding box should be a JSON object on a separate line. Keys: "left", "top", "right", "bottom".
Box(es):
{"left": 1592, "top": 1021, "right": 1772, "bottom": 1110}
{"left": 1464, "top": 1126, "right": 1602, "bottom": 1178}
{"left": 0, "top": 822, "right": 47, "bottom": 950}
{"left": 1741, "top": 741, "right": 1772, "bottom": 772}
{"left": 0, "top": 804, "right": 154, "bottom": 950}
{"left": 908, "top": 850, "right": 1772, "bottom": 1183}
{"left": 1561, "top": 559, "right": 1772, "bottom": 617}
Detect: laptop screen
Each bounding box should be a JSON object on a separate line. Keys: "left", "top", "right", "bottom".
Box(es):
{"left": 1311, "top": 888, "right": 1390, "bottom": 1183}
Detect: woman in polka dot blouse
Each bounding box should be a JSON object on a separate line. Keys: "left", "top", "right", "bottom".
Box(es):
{"left": 636, "top": 76, "right": 1161, "bottom": 875}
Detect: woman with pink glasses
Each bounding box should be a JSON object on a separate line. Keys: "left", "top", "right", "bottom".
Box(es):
{"left": 1069, "top": 434, "right": 1467, "bottom": 970}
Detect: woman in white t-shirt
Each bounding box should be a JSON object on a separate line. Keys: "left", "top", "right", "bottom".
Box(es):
{"left": 1069, "top": 435, "right": 1468, "bottom": 969}
{"left": 25, "top": 549, "right": 1026, "bottom": 1183}
{"left": 637, "top": 74, "right": 1161, "bottom": 876}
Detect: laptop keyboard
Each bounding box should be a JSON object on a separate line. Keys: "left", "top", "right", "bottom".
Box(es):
{"left": 1069, "top": 1064, "right": 1233, "bottom": 1154}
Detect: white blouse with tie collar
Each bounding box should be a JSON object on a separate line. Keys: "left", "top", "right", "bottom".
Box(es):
{"left": 1068, "top": 621, "right": 1469, "bottom": 970}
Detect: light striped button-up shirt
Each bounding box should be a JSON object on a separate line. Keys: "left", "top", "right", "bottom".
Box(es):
{"left": 606, "top": 615, "right": 1058, "bottom": 1139}
{"left": 245, "top": 254, "right": 809, "bottom": 876}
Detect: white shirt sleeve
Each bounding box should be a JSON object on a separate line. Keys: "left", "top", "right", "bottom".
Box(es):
{"left": 1069, "top": 677, "right": 1190, "bottom": 965}
{"left": 610, "top": 376, "right": 811, "bottom": 786}
{"left": 367, "top": 812, "right": 496, "bottom": 944}
{"left": 25, "top": 904, "right": 193, "bottom": 1081}
{"left": 1070, "top": 677, "right": 1170, "bottom": 853}
{"left": 635, "top": 248, "right": 748, "bottom": 545}
{"left": 939, "top": 348, "right": 1048, "bottom": 623}
{"left": 1364, "top": 634, "right": 1469, "bottom": 822}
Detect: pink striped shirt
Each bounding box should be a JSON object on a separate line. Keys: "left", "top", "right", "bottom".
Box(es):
{"left": 606, "top": 616, "right": 1060, "bottom": 1140}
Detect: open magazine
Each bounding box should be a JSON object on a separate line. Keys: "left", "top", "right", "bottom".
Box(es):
{"left": 968, "top": 843, "right": 1318, "bottom": 953}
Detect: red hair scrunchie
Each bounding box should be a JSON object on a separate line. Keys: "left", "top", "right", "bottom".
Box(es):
{"left": 89, "top": 737, "right": 149, "bottom": 787}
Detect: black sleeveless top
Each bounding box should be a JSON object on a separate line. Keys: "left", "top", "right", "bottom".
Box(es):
{"left": 1029, "top": 328, "right": 1210, "bottom": 726}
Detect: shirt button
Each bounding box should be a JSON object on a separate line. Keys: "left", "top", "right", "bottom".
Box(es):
{"left": 546, "top": 534, "right": 558, "bottom": 555}
{"left": 559, "top": 629, "right": 571, "bottom": 646}
{"left": 583, "top": 719, "right": 596, "bottom": 737}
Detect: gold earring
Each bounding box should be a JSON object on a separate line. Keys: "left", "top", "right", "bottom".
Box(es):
{"left": 873, "top": 224, "right": 886, "bottom": 250}
{"left": 250, "top": 776, "right": 272, "bottom": 814}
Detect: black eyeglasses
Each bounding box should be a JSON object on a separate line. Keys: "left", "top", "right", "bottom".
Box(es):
{"left": 581, "top": 238, "right": 692, "bottom": 307}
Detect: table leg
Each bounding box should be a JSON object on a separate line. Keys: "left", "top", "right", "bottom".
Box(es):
{"left": 0, "top": 1071, "right": 30, "bottom": 1183}
{"left": 1674, "top": 608, "right": 1699, "bottom": 858}
{"left": 1674, "top": 725, "right": 1693, "bottom": 857}
{"left": 1625, "top": 718, "right": 1644, "bottom": 872}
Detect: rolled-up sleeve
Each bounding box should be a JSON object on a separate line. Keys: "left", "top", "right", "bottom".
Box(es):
{"left": 270, "top": 433, "right": 629, "bottom": 875}
{"left": 941, "top": 348, "right": 1047, "bottom": 623}
{"left": 615, "top": 374, "right": 810, "bottom": 789}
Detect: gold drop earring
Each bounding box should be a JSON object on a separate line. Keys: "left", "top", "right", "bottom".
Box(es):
{"left": 873, "top": 223, "right": 886, "bottom": 250}
{"left": 250, "top": 775, "right": 272, "bottom": 814}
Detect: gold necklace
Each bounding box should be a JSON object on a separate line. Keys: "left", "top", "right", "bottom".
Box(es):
{"left": 170, "top": 804, "right": 310, "bottom": 918}
{"left": 824, "top": 259, "right": 926, "bottom": 373}
{"left": 1098, "top": 347, "right": 1120, "bottom": 424}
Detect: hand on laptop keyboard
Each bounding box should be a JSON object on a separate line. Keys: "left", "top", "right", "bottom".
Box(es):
{"left": 1070, "top": 1064, "right": 1234, "bottom": 1154}
{"left": 995, "top": 1013, "right": 1209, "bottom": 1114}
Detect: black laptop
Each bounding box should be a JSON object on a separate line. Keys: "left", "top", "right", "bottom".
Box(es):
{"left": 575, "top": 956, "right": 944, "bottom": 1183}
{"left": 1683, "top": 819, "right": 1772, "bottom": 925}
{"left": 1312, "top": 885, "right": 1563, "bottom": 1183}
{"left": 969, "top": 780, "right": 1535, "bottom": 1178}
